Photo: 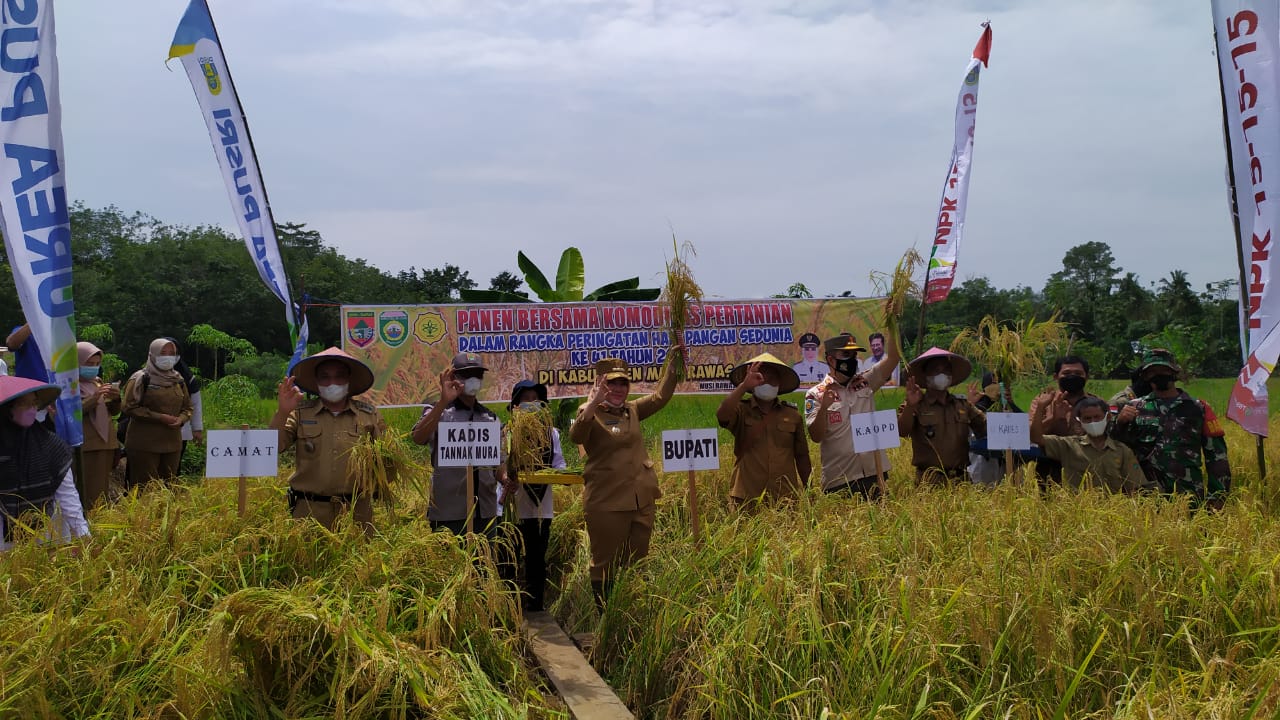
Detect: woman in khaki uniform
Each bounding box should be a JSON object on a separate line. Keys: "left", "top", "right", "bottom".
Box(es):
{"left": 77, "top": 341, "right": 120, "bottom": 509}
{"left": 121, "top": 338, "right": 192, "bottom": 487}
{"left": 569, "top": 354, "right": 678, "bottom": 607}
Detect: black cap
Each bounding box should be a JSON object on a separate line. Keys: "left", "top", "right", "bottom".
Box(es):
{"left": 510, "top": 379, "right": 548, "bottom": 407}
{"left": 451, "top": 352, "right": 487, "bottom": 371}
{"left": 797, "top": 332, "right": 820, "bottom": 347}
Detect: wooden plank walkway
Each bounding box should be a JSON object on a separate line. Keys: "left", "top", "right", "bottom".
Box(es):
{"left": 523, "top": 611, "right": 634, "bottom": 720}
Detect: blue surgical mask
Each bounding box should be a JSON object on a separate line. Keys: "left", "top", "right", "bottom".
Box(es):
{"left": 79, "top": 366, "right": 100, "bottom": 379}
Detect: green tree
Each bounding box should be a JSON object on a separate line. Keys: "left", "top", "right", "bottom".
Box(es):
{"left": 1043, "top": 241, "right": 1120, "bottom": 340}
{"left": 459, "top": 248, "right": 660, "bottom": 303}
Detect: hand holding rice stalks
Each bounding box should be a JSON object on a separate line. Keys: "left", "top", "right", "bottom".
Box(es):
{"left": 507, "top": 403, "right": 555, "bottom": 473}
{"left": 869, "top": 247, "right": 924, "bottom": 338}
{"left": 347, "top": 428, "right": 421, "bottom": 502}
{"left": 661, "top": 235, "right": 702, "bottom": 381}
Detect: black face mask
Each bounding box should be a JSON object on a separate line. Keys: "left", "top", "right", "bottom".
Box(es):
{"left": 1057, "top": 375, "right": 1086, "bottom": 394}
{"left": 1149, "top": 373, "right": 1176, "bottom": 391}
{"left": 833, "top": 357, "right": 858, "bottom": 377}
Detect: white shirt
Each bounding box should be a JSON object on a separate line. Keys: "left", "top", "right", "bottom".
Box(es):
{"left": 180, "top": 390, "right": 204, "bottom": 441}
{"left": 0, "top": 468, "right": 90, "bottom": 551}
{"left": 497, "top": 428, "right": 566, "bottom": 520}
{"left": 793, "top": 360, "right": 830, "bottom": 384}
{"left": 859, "top": 355, "right": 900, "bottom": 386}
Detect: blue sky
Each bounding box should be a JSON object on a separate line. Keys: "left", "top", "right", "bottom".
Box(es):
{"left": 57, "top": 0, "right": 1233, "bottom": 300}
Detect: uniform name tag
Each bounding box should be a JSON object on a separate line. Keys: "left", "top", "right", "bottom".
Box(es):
{"left": 301, "top": 419, "right": 318, "bottom": 425}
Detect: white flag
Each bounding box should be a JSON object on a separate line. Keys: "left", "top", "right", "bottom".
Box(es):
{"left": 924, "top": 24, "right": 992, "bottom": 305}
{"left": 1213, "top": 0, "right": 1280, "bottom": 435}
{"left": 0, "top": 0, "right": 82, "bottom": 445}
{"left": 169, "top": 0, "right": 304, "bottom": 357}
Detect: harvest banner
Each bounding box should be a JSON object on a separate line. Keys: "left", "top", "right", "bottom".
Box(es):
{"left": 0, "top": 0, "right": 83, "bottom": 445}
{"left": 168, "top": 0, "right": 306, "bottom": 360}
{"left": 1214, "top": 0, "right": 1280, "bottom": 435}
{"left": 924, "top": 23, "right": 992, "bottom": 304}
{"left": 342, "top": 298, "right": 884, "bottom": 407}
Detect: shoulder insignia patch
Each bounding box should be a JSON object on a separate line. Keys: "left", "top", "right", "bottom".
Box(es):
{"left": 1200, "top": 400, "right": 1225, "bottom": 438}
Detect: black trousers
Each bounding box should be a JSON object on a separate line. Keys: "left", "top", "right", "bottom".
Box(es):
{"left": 517, "top": 517, "right": 552, "bottom": 610}
{"left": 824, "top": 473, "right": 886, "bottom": 502}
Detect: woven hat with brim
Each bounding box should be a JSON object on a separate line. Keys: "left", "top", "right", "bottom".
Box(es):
{"left": 729, "top": 353, "right": 800, "bottom": 394}
{"left": 596, "top": 358, "right": 630, "bottom": 381}
{"left": 1138, "top": 348, "right": 1181, "bottom": 374}
{"left": 290, "top": 347, "right": 375, "bottom": 396}
{"left": 0, "top": 375, "right": 60, "bottom": 409}
{"left": 510, "top": 379, "right": 548, "bottom": 407}
{"left": 907, "top": 347, "right": 972, "bottom": 387}
{"left": 823, "top": 333, "right": 867, "bottom": 354}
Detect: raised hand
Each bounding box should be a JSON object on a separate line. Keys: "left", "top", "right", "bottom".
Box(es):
{"left": 1050, "top": 390, "right": 1072, "bottom": 420}
{"left": 965, "top": 381, "right": 982, "bottom": 405}
{"left": 277, "top": 376, "right": 304, "bottom": 414}
{"left": 439, "top": 368, "right": 461, "bottom": 405}
{"left": 586, "top": 376, "right": 609, "bottom": 409}
{"left": 904, "top": 376, "right": 922, "bottom": 407}
{"left": 740, "top": 362, "right": 765, "bottom": 390}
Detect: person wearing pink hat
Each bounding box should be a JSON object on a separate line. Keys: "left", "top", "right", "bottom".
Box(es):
{"left": 77, "top": 341, "right": 121, "bottom": 510}
{"left": 121, "top": 338, "right": 194, "bottom": 487}
{"left": 0, "top": 376, "right": 90, "bottom": 550}
{"left": 271, "top": 346, "right": 385, "bottom": 531}
{"left": 897, "top": 347, "right": 986, "bottom": 486}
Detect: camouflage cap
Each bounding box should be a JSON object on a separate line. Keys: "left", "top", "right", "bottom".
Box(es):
{"left": 1138, "top": 348, "right": 1181, "bottom": 374}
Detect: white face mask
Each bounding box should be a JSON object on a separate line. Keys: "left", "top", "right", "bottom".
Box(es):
{"left": 318, "top": 383, "right": 349, "bottom": 403}
{"left": 34, "top": 408, "right": 48, "bottom": 423}
{"left": 1081, "top": 419, "right": 1108, "bottom": 437}
{"left": 929, "top": 373, "right": 951, "bottom": 390}
{"left": 154, "top": 356, "right": 178, "bottom": 371}
{"left": 463, "top": 377, "right": 483, "bottom": 396}
{"left": 753, "top": 383, "right": 779, "bottom": 402}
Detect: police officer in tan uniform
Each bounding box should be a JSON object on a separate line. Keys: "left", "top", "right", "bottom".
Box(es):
{"left": 121, "top": 338, "right": 193, "bottom": 487}
{"left": 569, "top": 354, "right": 679, "bottom": 607}
{"left": 271, "top": 347, "right": 385, "bottom": 531}
{"left": 717, "top": 353, "right": 811, "bottom": 506}
{"left": 897, "top": 347, "right": 985, "bottom": 486}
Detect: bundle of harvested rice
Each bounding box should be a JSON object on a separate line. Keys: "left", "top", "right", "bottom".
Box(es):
{"left": 507, "top": 402, "right": 554, "bottom": 473}
{"left": 950, "top": 314, "right": 1070, "bottom": 411}
{"left": 870, "top": 247, "right": 924, "bottom": 335}
{"left": 661, "top": 236, "right": 702, "bottom": 380}
{"left": 346, "top": 428, "right": 421, "bottom": 501}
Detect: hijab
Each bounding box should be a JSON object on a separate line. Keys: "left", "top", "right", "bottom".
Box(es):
{"left": 77, "top": 341, "right": 111, "bottom": 442}
{"left": 0, "top": 398, "right": 73, "bottom": 525}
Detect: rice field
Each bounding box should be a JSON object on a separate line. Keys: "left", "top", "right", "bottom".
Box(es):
{"left": 3, "top": 378, "right": 1280, "bottom": 718}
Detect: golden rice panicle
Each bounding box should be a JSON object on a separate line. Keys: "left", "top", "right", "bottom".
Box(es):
{"left": 661, "top": 235, "right": 703, "bottom": 381}
{"left": 508, "top": 403, "right": 553, "bottom": 472}
{"left": 950, "top": 314, "right": 1070, "bottom": 393}
{"left": 347, "top": 428, "right": 420, "bottom": 499}
{"left": 869, "top": 247, "right": 924, "bottom": 333}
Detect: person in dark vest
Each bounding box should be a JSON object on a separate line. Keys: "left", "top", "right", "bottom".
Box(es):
{"left": 271, "top": 347, "right": 386, "bottom": 531}
{"left": 0, "top": 376, "right": 89, "bottom": 550}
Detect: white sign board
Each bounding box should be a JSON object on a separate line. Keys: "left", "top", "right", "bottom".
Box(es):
{"left": 437, "top": 421, "right": 503, "bottom": 467}
{"left": 205, "top": 429, "right": 279, "bottom": 478}
{"left": 849, "top": 410, "right": 901, "bottom": 453}
{"left": 661, "top": 428, "right": 720, "bottom": 472}
{"left": 986, "top": 412, "right": 1031, "bottom": 450}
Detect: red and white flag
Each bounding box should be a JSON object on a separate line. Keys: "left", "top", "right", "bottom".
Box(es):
{"left": 924, "top": 23, "right": 992, "bottom": 304}
{"left": 1214, "top": 1, "right": 1280, "bottom": 435}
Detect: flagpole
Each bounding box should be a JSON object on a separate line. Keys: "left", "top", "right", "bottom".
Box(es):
{"left": 1214, "top": 24, "right": 1267, "bottom": 479}
{"left": 198, "top": 0, "right": 301, "bottom": 343}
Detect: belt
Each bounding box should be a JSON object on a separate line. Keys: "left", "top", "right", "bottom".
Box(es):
{"left": 289, "top": 488, "right": 354, "bottom": 505}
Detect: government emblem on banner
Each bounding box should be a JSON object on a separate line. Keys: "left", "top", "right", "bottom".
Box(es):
{"left": 379, "top": 310, "right": 409, "bottom": 347}
{"left": 346, "top": 311, "right": 376, "bottom": 348}
{"left": 199, "top": 57, "right": 222, "bottom": 95}
{"left": 413, "top": 311, "right": 447, "bottom": 345}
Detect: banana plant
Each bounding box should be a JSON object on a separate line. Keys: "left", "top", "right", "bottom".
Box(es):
{"left": 459, "top": 248, "right": 660, "bottom": 303}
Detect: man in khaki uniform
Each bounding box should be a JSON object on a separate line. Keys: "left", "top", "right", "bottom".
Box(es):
{"left": 897, "top": 347, "right": 985, "bottom": 486}
{"left": 271, "top": 347, "right": 385, "bottom": 531}
{"left": 569, "top": 354, "right": 678, "bottom": 607}
{"left": 805, "top": 331, "right": 900, "bottom": 500}
{"left": 1031, "top": 394, "right": 1153, "bottom": 493}
{"left": 717, "top": 353, "right": 810, "bottom": 506}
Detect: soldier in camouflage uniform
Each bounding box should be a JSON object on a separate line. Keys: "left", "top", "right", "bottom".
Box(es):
{"left": 1111, "top": 349, "right": 1230, "bottom": 509}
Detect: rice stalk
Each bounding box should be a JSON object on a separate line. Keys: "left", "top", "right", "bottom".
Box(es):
{"left": 507, "top": 403, "right": 555, "bottom": 473}
{"left": 950, "top": 314, "right": 1070, "bottom": 407}
{"left": 346, "top": 428, "right": 422, "bottom": 503}
{"left": 661, "top": 235, "right": 702, "bottom": 381}
{"left": 869, "top": 247, "right": 924, "bottom": 337}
